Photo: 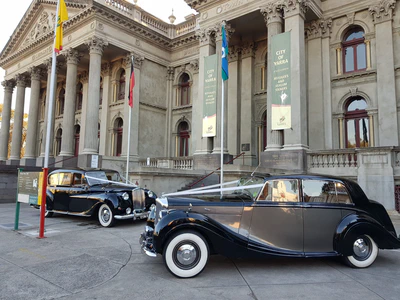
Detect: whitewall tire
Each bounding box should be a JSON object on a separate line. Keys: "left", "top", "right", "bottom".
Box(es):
{"left": 344, "top": 234, "right": 378, "bottom": 268}
{"left": 98, "top": 203, "right": 115, "bottom": 227}
{"left": 163, "top": 231, "right": 209, "bottom": 278}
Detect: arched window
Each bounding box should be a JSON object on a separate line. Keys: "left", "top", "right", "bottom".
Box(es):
{"left": 55, "top": 128, "right": 62, "bottom": 156}
{"left": 76, "top": 82, "right": 83, "bottom": 111}
{"left": 99, "top": 77, "right": 103, "bottom": 106}
{"left": 118, "top": 70, "right": 126, "bottom": 100}
{"left": 74, "top": 125, "right": 80, "bottom": 156}
{"left": 345, "top": 98, "right": 369, "bottom": 148}
{"left": 262, "top": 111, "right": 267, "bottom": 151}
{"left": 178, "top": 73, "right": 190, "bottom": 106}
{"left": 57, "top": 88, "right": 65, "bottom": 116}
{"left": 113, "top": 118, "right": 123, "bottom": 156}
{"left": 178, "top": 121, "right": 190, "bottom": 156}
{"left": 342, "top": 27, "right": 366, "bottom": 73}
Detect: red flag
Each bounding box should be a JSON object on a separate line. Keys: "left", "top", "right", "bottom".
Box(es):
{"left": 129, "top": 56, "right": 135, "bottom": 107}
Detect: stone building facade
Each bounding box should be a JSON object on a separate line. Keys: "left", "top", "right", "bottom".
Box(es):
{"left": 1, "top": 0, "right": 400, "bottom": 210}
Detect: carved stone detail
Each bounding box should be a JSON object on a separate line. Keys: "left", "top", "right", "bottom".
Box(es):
{"left": 79, "top": 71, "right": 89, "bottom": 84}
{"left": 85, "top": 36, "right": 108, "bottom": 55}
{"left": 369, "top": 0, "right": 396, "bottom": 23}
{"left": 350, "top": 87, "right": 358, "bottom": 97}
{"left": 101, "top": 63, "right": 111, "bottom": 76}
{"left": 281, "top": 0, "right": 310, "bottom": 18}
{"left": 1, "top": 80, "right": 16, "bottom": 92}
{"left": 23, "top": 11, "right": 56, "bottom": 48}
{"left": 228, "top": 46, "right": 240, "bottom": 61}
{"left": 29, "top": 66, "right": 43, "bottom": 81}
{"left": 305, "top": 18, "right": 333, "bottom": 39}
{"left": 241, "top": 42, "right": 257, "bottom": 59}
{"left": 195, "top": 28, "right": 215, "bottom": 46}
{"left": 347, "top": 12, "right": 355, "bottom": 25}
{"left": 260, "top": 2, "right": 284, "bottom": 25}
{"left": 167, "top": 67, "right": 175, "bottom": 81}
{"left": 65, "top": 48, "right": 81, "bottom": 65}
{"left": 189, "top": 59, "right": 199, "bottom": 72}
{"left": 14, "top": 74, "right": 28, "bottom": 87}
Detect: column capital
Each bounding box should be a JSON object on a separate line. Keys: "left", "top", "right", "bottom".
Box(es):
{"left": 79, "top": 71, "right": 89, "bottom": 84}
{"left": 167, "top": 67, "right": 175, "bottom": 81}
{"left": 85, "top": 36, "right": 108, "bottom": 55}
{"left": 124, "top": 52, "right": 144, "bottom": 69}
{"left": 282, "top": 0, "right": 310, "bottom": 19}
{"left": 305, "top": 18, "right": 332, "bottom": 40}
{"left": 14, "top": 74, "right": 28, "bottom": 87}
{"left": 228, "top": 46, "right": 240, "bottom": 62}
{"left": 1, "top": 80, "right": 16, "bottom": 92}
{"left": 29, "top": 66, "right": 44, "bottom": 81}
{"left": 369, "top": 0, "right": 396, "bottom": 24}
{"left": 214, "top": 21, "right": 234, "bottom": 42}
{"left": 44, "top": 58, "right": 63, "bottom": 73}
{"left": 101, "top": 62, "right": 111, "bottom": 76}
{"left": 64, "top": 48, "right": 81, "bottom": 65}
{"left": 195, "top": 27, "right": 216, "bottom": 46}
{"left": 260, "top": 2, "right": 284, "bottom": 26}
{"left": 241, "top": 42, "right": 257, "bottom": 59}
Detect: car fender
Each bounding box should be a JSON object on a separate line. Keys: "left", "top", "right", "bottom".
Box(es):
{"left": 154, "top": 210, "right": 248, "bottom": 256}
{"left": 334, "top": 213, "right": 400, "bottom": 255}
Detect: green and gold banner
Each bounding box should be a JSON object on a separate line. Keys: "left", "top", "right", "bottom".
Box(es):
{"left": 271, "top": 31, "right": 291, "bottom": 130}
{"left": 203, "top": 54, "right": 218, "bottom": 137}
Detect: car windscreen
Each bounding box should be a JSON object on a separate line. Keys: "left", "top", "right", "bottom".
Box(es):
{"left": 234, "top": 177, "right": 264, "bottom": 199}
{"left": 85, "top": 171, "right": 109, "bottom": 186}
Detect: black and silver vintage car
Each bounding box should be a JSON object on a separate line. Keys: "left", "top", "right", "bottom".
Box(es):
{"left": 140, "top": 174, "right": 400, "bottom": 278}
{"left": 44, "top": 168, "right": 156, "bottom": 227}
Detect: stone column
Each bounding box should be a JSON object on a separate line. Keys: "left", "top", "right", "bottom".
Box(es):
{"left": 261, "top": 3, "right": 284, "bottom": 150}
{"left": 193, "top": 28, "right": 216, "bottom": 155}
{"left": 59, "top": 49, "right": 80, "bottom": 156}
{"left": 240, "top": 42, "right": 257, "bottom": 165}
{"left": 282, "top": 0, "right": 308, "bottom": 150}
{"left": 9, "top": 74, "right": 27, "bottom": 160}
{"left": 165, "top": 66, "right": 175, "bottom": 157}
{"left": 99, "top": 63, "right": 111, "bottom": 155}
{"left": 305, "top": 18, "right": 332, "bottom": 150}
{"left": 24, "top": 67, "right": 42, "bottom": 159}
{"left": 40, "top": 58, "right": 59, "bottom": 157}
{"left": 78, "top": 72, "right": 89, "bottom": 154}
{"left": 227, "top": 46, "right": 240, "bottom": 156}
{"left": 0, "top": 80, "right": 15, "bottom": 161}
{"left": 83, "top": 36, "right": 108, "bottom": 154}
{"left": 369, "top": 0, "right": 398, "bottom": 146}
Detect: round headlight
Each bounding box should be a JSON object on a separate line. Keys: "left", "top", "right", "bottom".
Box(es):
{"left": 148, "top": 191, "right": 154, "bottom": 198}
{"left": 122, "top": 192, "right": 129, "bottom": 201}
{"left": 126, "top": 207, "right": 132, "bottom": 215}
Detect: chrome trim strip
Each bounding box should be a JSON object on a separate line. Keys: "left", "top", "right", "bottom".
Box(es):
{"left": 114, "top": 214, "right": 135, "bottom": 220}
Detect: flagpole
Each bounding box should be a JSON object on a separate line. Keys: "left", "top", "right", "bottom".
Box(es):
{"left": 39, "top": 0, "right": 61, "bottom": 239}
{"left": 126, "top": 105, "right": 132, "bottom": 184}
{"left": 220, "top": 81, "right": 224, "bottom": 198}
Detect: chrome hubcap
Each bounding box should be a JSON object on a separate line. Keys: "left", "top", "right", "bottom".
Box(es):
{"left": 176, "top": 244, "right": 197, "bottom": 266}
{"left": 353, "top": 238, "right": 370, "bottom": 259}
{"left": 101, "top": 208, "right": 110, "bottom": 222}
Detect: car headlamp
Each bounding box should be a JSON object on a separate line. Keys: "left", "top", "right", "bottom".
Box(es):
{"left": 122, "top": 192, "right": 129, "bottom": 201}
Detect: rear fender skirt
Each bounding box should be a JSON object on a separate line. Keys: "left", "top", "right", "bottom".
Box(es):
{"left": 154, "top": 210, "right": 249, "bottom": 257}
{"left": 334, "top": 214, "right": 400, "bottom": 255}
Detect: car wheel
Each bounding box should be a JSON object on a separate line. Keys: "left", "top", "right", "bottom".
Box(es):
{"left": 344, "top": 234, "right": 378, "bottom": 268}
{"left": 163, "top": 231, "right": 209, "bottom": 278}
{"left": 98, "top": 203, "right": 115, "bottom": 227}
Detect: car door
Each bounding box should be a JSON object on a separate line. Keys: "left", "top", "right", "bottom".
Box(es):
{"left": 248, "top": 179, "right": 304, "bottom": 254}
{"left": 302, "top": 179, "right": 344, "bottom": 254}
{"left": 48, "top": 172, "right": 71, "bottom": 211}
{"left": 68, "top": 173, "right": 94, "bottom": 214}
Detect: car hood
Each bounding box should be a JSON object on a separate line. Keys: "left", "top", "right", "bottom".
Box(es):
{"left": 90, "top": 184, "right": 135, "bottom": 193}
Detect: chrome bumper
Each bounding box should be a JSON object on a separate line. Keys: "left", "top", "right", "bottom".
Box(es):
{"left": 114, "top": 210, "right": 149, "bottom": 220}
{"left": 140, "top": 225, "right": 157, "bottom": 257}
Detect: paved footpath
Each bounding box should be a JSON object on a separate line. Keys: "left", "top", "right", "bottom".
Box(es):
{"left": 1, "top": 203, "right": 400, "bottom": 300}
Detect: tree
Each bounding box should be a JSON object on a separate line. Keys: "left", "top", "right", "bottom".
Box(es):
{"left": 0, "top": 103, "right": 28, "bottom": 158}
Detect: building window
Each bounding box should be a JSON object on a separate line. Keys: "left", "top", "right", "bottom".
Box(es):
{"left": 178, "top": 73, "right": 190, "bottom": 106}
{"left": 113, "top": 118, "right": 123, "bottom": 156}
{"left": 74, "top": 125, "right": 80, "bottom": 156}
{"left": 57, "top": 88, "right": 65, "bottom": 116}
{"left": 345, "top": 98, "right": 369, "bottom": 148}
{"left": 55, "top": 128, "right": 62, "bottom": 156}
{"left": 177, "top": 121, "right": 190, "bottom": 156}
{"left": 76, "top": 82, "right": 83, "bottom": 111}
{"left": 342, "top": 27, "right": 366, "bottom": 73}
{"left": 100, "top": 77, "right": 103, "bottom": 106}
{"left": 118, "top": 70, "right": 126, "bottom": 100}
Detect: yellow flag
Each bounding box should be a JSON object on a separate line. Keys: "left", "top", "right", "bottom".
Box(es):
{"left": 55, "top": 0, "right": 68, "bottom": 53}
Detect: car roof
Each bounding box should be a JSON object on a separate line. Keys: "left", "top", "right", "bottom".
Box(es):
{"left": 48, "top": 168, "right": 119, "bottom": 175}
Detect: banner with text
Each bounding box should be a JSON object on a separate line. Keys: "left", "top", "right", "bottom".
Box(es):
{"left": 271, "top": 31, "right": 291, "bottom": 130}
{"left": 203, "top": 54, "right": 218, "bottom": 137}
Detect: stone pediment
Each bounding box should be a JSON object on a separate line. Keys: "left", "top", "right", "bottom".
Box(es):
{"left": 0, "top": 0, "right": 87, "bottom": 62}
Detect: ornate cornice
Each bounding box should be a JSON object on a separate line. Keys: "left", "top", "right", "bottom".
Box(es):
{"left": 369, "top": 0, "right": 396, "bottom": 24}
{"left": 184, "top": 0, "right": 208, "bottom": 11}
{"left": 305, "top": 18, "right": 332, "bottom": 40}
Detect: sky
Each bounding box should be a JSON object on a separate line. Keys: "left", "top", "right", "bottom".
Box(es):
{"left": 0, "top": 0, "right": 196, "bottom": 113}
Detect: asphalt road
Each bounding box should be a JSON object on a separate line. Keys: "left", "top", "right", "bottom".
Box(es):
{"left": 1, "top": 203, "right": 400, "bottom": 300}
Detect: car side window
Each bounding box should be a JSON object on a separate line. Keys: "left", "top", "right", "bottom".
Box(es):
{"left": 73, "top": 173, "right": 84, "bottom": 186}
{"left": 302, "top": 180, "right": 352, "bottom": 204}
{"left": 59, "top": 173, "right": 73, "bottom": 187}
{"left": 49, "top": 174, "right": 59, "bottom": 186}
{"left": 258, "top": 180, "right": 298, "bottom": 202}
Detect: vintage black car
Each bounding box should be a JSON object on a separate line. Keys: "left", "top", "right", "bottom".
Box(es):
{"left": 140, "top": 174, "right": 400, "bottom": 278}
{"left": 44, "top": 168, "right": 156, "bottom": 227}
